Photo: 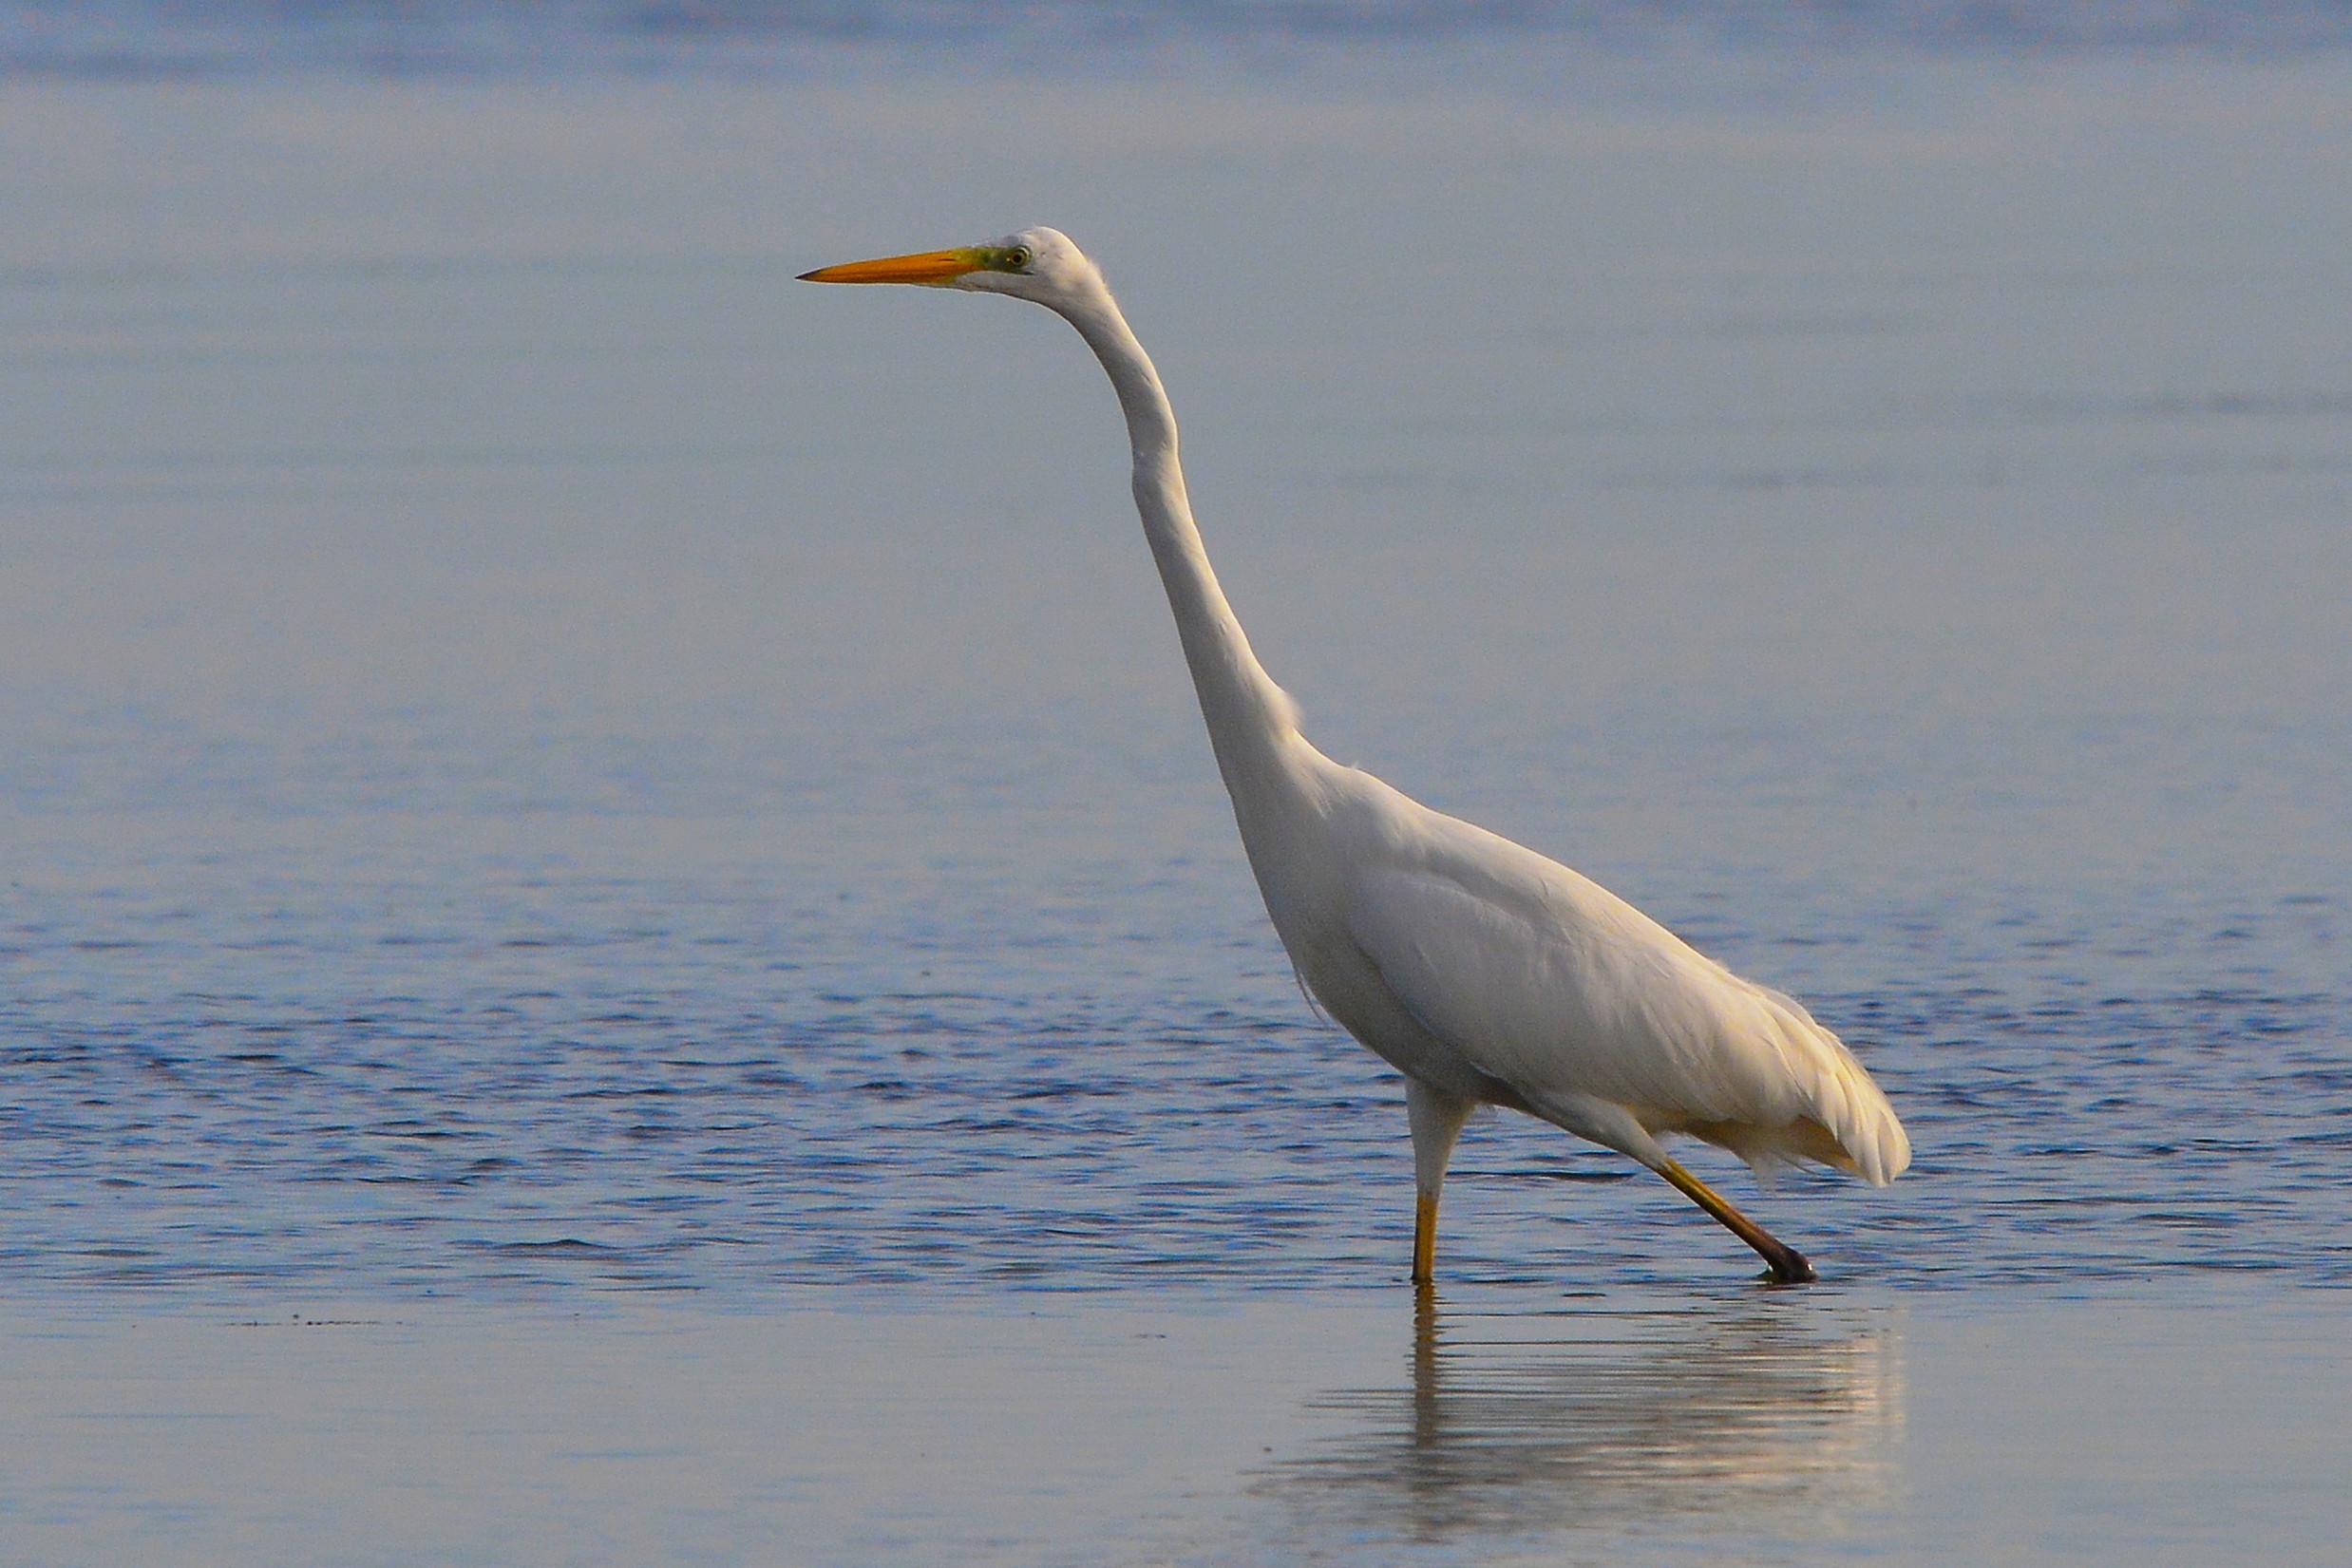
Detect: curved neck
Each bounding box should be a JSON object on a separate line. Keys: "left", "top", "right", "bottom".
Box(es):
{"left": 1052, "top": 284, "right": 1300, "bottom": 786}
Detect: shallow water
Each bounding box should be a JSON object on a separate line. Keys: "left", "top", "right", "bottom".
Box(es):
{"left": 7, "top": 47, "right": 2349, "bottom": 1302}
{"left": 7, "top": 1285, "right": 2349, "bottom": 1566}
{"left": 1, "top": 17, "right": 2349, "bottom": 1562}
{"left": 7, "top": 790, "right": 2351, "bottom": 1297}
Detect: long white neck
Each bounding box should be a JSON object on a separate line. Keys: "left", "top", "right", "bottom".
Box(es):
{"left": 1051, "top": 281, "right": 1302, "bottom": 795}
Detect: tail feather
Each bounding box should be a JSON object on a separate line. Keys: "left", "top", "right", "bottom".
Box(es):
{"left": 1754, "top": 985, "right": 1910, "bottom": 1186}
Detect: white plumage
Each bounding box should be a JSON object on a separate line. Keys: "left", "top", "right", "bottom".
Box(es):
{"left": 804, "top": 227, "right": 1909, "bottom": 1285}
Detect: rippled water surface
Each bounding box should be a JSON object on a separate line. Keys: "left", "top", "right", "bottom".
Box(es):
{"left": 7, "top": 18, "right": 2352, "bottom": 1566}
{"left": 5, "top": 27, "right": 2350, "bottom": 1313}
{"left": 8, "top": 774, "right": 2350, "bottom": 1299}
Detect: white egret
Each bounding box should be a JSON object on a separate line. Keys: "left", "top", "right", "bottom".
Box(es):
{"left": 803, "top": 228, "right": 1908, "bottom": 1285}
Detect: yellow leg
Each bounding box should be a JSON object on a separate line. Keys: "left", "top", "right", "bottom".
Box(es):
{"left": 1655, "top": 1155, "right": 1815, "bottom": 1285}
{"left": 1413, "top": 1188, "right": 1439, "bottom": 1285}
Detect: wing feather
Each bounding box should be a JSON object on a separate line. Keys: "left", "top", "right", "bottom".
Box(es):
{"left": 1344, "top": 828, "right": 1908, "bottom": 1184}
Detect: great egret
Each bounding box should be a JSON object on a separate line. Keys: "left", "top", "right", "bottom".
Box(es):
{"left": 803, "top": 228, "right": 1909, "bottom": 1285}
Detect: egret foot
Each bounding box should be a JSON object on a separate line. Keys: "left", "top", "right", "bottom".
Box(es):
{"left": 1655, "top": 1155, "right": 1816, "bottom": 1285}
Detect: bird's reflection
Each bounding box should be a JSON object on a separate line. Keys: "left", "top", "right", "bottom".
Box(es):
{"left": 1255, "top": 1288, "right": 1905, "bottom": 1549}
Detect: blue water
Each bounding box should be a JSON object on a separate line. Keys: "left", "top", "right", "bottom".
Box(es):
{"left": 9, "top": 716, "right": 2347, "bottom": 1299}
{"left": 14, "top": 1, "right": 2352, "bottom": 79}
{"left": 3, "top": 22, "right": 2350, "bottom": 1310}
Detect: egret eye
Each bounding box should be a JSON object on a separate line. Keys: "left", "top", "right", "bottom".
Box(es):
{"left": 1006, "top": 245, "right": 1034, "bottom": 270}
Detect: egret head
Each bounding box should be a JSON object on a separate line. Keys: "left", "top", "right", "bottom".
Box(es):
{"left": 798, "top": 227, "right": 1099, "bottom": 310}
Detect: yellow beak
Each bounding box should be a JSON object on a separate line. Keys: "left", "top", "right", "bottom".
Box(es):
{"left": 797, "top": 248, "right": 982, "bottom": 285}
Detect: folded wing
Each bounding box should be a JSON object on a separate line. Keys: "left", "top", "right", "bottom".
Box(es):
{"left": 1343, "top": 827, "right": 1908, "bottom": 1185}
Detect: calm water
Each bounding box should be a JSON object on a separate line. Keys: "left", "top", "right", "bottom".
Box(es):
{"left": 7, "top": 41, "right": 2349, "bottom": 1301}
{"left": 8, "top": 1287, "right": 2352, "bottom": 1565}
{"left": 1, "top": 15, "right": 2349, "bottom": 1560}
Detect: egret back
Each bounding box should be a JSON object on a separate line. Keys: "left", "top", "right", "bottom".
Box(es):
{"left": 1338, "top": 795, "right": 1909, "bottom": 1185}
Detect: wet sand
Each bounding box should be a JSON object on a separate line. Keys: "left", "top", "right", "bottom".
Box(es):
{"left": 5, "top": 1286, "right": 2344, "bottom": 1566}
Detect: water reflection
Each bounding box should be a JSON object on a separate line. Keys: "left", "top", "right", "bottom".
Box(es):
{"left": 1254, "top": 1291, "right": 1905, "bottom": 1551}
